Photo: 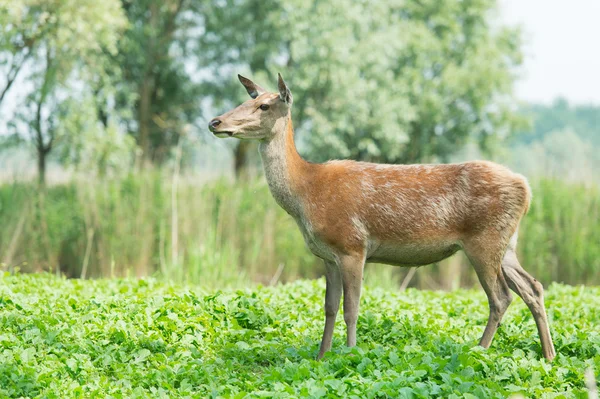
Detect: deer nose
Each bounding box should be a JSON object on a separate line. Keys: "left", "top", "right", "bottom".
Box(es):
{"left": 208, "top": 118, "right": 221, "bottom": 132}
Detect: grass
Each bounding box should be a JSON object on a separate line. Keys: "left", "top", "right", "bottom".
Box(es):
{"left": 519, "top": 179, "right": 600, "bottom": 284}
{"left": 0, "top": 174, "right": 599, "bottom": 289}
{"left": 1, "top": 273, "right": 599, "bottom": 398}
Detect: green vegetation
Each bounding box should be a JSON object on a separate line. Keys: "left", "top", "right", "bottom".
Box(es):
{"left": 503, "top": 100, "right": 600, "bottom": 184}
{"left": 1, "top": 4, "right": 598, "bottom": 395}
{"left": 515, "top": 99, "right": 600, "bottom": 148}
{"left": 204, "top": 0, "right": 523, "bottom": 169}
{"left": 519, "top": 179, "right": 600, "bottom": 285}
{"left": 0, "top": 0, "right": 127, "bottom": 183}
{"left": 1, "top": 0, "right": 523, "bottom": 182}
{"left": 1, "top": 273, "right": 598, "bottom": 398}
{"left": 1, "top": 175, "right": 599, "bottom": 288}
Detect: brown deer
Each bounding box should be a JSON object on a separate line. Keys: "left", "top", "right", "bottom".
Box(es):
{"left": 209, "top": 74, "right": 556, "bottom": 361}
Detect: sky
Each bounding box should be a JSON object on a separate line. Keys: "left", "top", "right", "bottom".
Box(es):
{"left": 500, "top": 0, "right": 600, "bottom": 104}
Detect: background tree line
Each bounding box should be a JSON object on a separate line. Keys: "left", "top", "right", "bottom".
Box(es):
{"left": 2, "top": 0, "right": 524, "bottom": 182}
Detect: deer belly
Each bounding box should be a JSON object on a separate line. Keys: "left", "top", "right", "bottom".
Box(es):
{"left": 368, "top": 241, "right": 461, "bottom": 267}
{"left": 295, "top": 220, "right": 338, "bottom": 262}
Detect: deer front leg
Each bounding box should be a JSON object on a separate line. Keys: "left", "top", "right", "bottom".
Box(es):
{"left": 317, "top": 261, "right": 342, "bottom": 359}
{"left": 340, "top": 253, "right": 365, "bottom": 348}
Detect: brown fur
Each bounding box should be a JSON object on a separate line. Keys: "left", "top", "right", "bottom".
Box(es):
{"left": 282, "top": 119, "right": 529, "bottom": 262}
{"left": 209, "top": 74, "right": 556, "bottom": 361}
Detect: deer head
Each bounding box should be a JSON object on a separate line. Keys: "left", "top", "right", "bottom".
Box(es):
{"left": 209, "top": 74, "right": 293, "bottom": 140}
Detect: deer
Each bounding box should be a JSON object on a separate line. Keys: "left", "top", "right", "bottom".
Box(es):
{"left": 208, "top": 74, "right": 556, "bottom": 361}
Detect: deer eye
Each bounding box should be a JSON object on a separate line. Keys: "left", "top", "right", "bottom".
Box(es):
{"left": 259, "top": 104, "right": 270, "bottom": 111}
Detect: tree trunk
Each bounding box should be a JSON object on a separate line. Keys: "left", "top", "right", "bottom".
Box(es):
{"left": 138, "top": 76, "right": 154, "bottom": 165}
{"left": 37, "top": 147, "right": 47, "bottom": 187}
{"left": 93, "top": 87, "right": 109, "bottom": 128}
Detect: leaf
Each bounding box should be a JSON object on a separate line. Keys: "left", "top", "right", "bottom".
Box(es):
{"left": 235, "top": 341, "right": 251, "bottom": 350}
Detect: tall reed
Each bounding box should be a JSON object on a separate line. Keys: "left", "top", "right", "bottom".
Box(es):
{"left": 0, "top": 174, "right": 598, "bottom": 288}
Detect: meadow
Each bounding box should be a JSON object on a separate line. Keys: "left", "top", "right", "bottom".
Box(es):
{"left": 1, "top": 273, "right": 598, "bottom": 398}
{"left": 2, "top": 172, "right": 599, "bottom": 398}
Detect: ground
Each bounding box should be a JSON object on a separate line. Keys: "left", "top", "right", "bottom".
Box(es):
{"left": 0, "top": 273, "right": 598, "bottom": 398}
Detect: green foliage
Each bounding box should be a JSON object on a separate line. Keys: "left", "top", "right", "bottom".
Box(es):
{"left": 0, "top": 0, "right": 127, "bottom": 183}
{"left": 0, "top": 0, "right": 126, "bottom": 88}
{"left": 1, "top": 273, "right": 598, "bottom": 397}
{"left": 503, "top": 100, "right": 600, "bottom": 183}
{"left": 519, "top": 179, "right": 600, "bottom": 285}
{"left": 0, "top": 174, "right": 318, "bottom": 285}
{"left": 1, "top": 175, "right": 599, "bottom": 288}
{"left": 3, "top": 0, "right": 526, "bottom": 173}
{"left": 55, "top": 97, "right": 136, "bottom": 176}
{"left": 515, "top": 99, "right": 600, "bottom": 147}
{"left": 203, "top": 0, "right": 523, "bottom": 164}
{"left": 505, "top": 129, "right": 600, "bottom": 183}
{"left": 106, "top": 0, "right": 204, "bottom": 163}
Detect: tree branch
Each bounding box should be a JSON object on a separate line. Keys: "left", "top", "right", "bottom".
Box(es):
{"left": 159, "top": 0, "right": 187, "bottom": 49}
{"left": 1, "top": 12, "right": 59, "bottom": 106}
{"left": 0, "top": 49, "right": 33, "bottom": 106}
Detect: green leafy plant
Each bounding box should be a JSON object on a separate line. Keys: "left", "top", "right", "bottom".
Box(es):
{"left": 0, "top": 273, "right": 598, "bottom": 398}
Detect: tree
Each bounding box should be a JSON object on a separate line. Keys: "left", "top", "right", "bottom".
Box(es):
{"left": 55, "top": 96, "right": 135, "bottom": 177}
{"left": 516, "top": 99, "right": 600, "bottom": 147}
{"left": 100, "top": 0, "right": 205, "bottom": 165}
{"left": 0, "top": 0, "right": 126, "bottom": 185}
{"left": 505, "top": 100, "right": 600, "bottom": 183}
{"left": 200, "top": 0, "right": 523, "bottom": 168}
{"left": 0, "top": 1, "right": 52, "bottom": 106}
{"left": 197, "top": 0, "right": 285, "bottom": 176}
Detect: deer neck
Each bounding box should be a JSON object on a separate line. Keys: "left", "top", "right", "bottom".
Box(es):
{"left": 259, "top": 114, "right": 309, "bottom": 218}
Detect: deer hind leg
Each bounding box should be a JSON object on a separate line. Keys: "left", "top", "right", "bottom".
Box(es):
{"left": 317, "top": 260, "right": 342, "bottom": 359}
{"left": 463, "top": 235, "right": 513, "bottom": 349}
{"left": 339, "top": 252, "right": 366, "bottom": 348}
{"left": 501, "top": 239, "right": 556, "bottom": 361}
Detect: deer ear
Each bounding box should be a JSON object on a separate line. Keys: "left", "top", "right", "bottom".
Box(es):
{"left": 238, "top": 74, "right": 266, "bottom": 99}
{"left": 277, "top": 73, "right": 293, "bottom": 105}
